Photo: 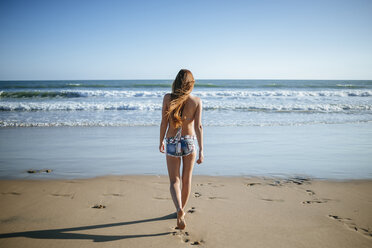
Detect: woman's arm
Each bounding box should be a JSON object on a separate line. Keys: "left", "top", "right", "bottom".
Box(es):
{"left": 194, "top": 99, "right": 204, "bottom": 164}
{"left": 159, "top": 94, "right": 169, "bottom": 153}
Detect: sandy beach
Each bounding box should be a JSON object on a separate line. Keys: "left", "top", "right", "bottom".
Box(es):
{"left": 0, "top": 175, "right": 371, "bottom": 247}
{"left": 1, "top": 0, "right": 372, "bottom": 247}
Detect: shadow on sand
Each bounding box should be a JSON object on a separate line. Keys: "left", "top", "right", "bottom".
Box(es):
{"left": 0, "top": 212, "right": 176, "bottom": 242}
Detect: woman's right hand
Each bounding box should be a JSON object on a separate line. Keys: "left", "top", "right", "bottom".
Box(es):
{"left": 159, "top": 143, "right": 165, "bottom": 153}
{"left": 197, "top": 151, "right": 204, "bottom": 164}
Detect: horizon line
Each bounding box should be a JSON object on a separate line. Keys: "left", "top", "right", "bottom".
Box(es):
{"left": 1, "top": 78, "right": 371, "bottom": 82}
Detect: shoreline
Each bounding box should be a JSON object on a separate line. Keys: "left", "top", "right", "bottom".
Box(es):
{"left": 2, "top": 173, "right": 372, "bottom": 182}
{"left": 1, "top": 175, "right": 371, "bottom": 247}
{"left": 1, "top": 120, "right": 372, "bottom": 128}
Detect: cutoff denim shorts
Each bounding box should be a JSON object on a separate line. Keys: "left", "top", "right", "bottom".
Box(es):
{"left": 165, "top": 135, "right": 196, "bottom": 157}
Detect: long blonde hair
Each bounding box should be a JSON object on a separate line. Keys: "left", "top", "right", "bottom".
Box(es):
{"left": 167, "top": 69, "right": 195, "bottom": 128}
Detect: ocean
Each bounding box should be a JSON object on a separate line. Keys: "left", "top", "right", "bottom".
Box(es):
{"left": 1, "top": 79, "right": 371, "bottom": 127}
{"left": 0, "top": 80, "right": 371, "bottom": 179}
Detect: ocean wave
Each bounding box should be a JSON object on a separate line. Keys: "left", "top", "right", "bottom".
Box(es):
{"left": 130, "top": 83, "right": 219, "bottom": 88}
{"left": 262, "top": 84, "right": 366, "bottom": 89}
{"left": 0, "top": 102, "right": 162, "bottom": 111}
{"left": 194, "top": 90, "right": 372, "bottom": 97}
{"left": 0, "top": 90, "right": 168, "bottom": 98}
{"left": 0, "top": 91, "right": 82, "bottom": 98}
{"left": 336, "top": 84, "right": 356, "bottom": 88}
{"left": 0, "top": 82, "right": 218, "bottom": 89}
{"left": 1, "top": 89, "right": 371, "bottom": 99}
{"left": 202, "top": 104, "right": 372, "bottom": 112}
{"left": 0, "top": 83, "right": 110, "bottom": 89}
{"left": 0, "top": 121, "right": 158, "bottom": 127}
{"left": 1, "top": 101, "right": 371, "bottom": 113}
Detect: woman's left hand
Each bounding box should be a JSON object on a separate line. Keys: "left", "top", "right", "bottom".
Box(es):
{"left": 159, "top": 143, "right": 165, "bottom": 153}
{"left": 197, "top": 151, "right": 204, "bottom": 164}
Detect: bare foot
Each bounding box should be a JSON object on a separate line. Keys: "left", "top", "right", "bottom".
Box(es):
{"left": 177, "top": 209, "right": 186, "bottom": 230}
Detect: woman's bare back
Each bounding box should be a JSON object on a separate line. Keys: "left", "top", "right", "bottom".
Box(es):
{"left": 165, "top": 94, "right": 200, "bottom": 138}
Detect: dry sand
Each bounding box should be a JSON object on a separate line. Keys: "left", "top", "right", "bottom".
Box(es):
{"left": 0, "top": 175, "right": 371, "bottom": 248}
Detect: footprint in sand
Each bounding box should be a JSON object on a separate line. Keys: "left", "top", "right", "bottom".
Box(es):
{"left": 261, "top": 198, "right": 284, "bottom": 202}
{"left": 50, "top": 193, "right": 75, "bottom": 199}
{"left": 197, "top": 183, "right": 224, "bottom": 188}
{"left": 50, "top": 193, "right": 71, "bottom": 197}
{"left": 284, "top": 177, "right": 311, "bottom": 185}
{"left": 171, "top": 230, "right": 190, "bottom": 243}
{"left": 302, "top": 199, "right": 328, "bottom": 204}
{"left": 268, "top": 181, "right": 282, "bottom": 186}
{"left": 264, "top": 177, "right": 310, "bottom": 186}
{"left": 328, "top": 214, "right": 372, "bottom": 238}
{"left": 305, "top": 189, "right": 315, "bottom": 196}
{"left": 103, "top": 193, "right": 123, "bottom": 197}
{"left": 187, "top": 207, "right": 196, "bottom": 213}
{"left": 92, "top": 204, "right": 106, "bottom": 209}
{"left": 1, "top": 192, "right": 21, "bottom": 195}
{"left": 212, "top": 184, "right": 225, "bottom": 188}
{"left": 172, "top": 229, "right": 205, "bottom": 245}
{"left": 193, "top": 192, "right": 202, "bottom": 198}
{"left": 247, "top": 182, "right": 262, "bottom": 186}
{"left": 0, "top": 216, "right": 22, "bottom": 223}
{"left": 191, "top": 240, "right": 204, "bottom": 245}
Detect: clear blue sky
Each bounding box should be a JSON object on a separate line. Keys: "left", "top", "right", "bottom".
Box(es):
{"left": 0, "top": 0, "right": 371, "bottom": 80}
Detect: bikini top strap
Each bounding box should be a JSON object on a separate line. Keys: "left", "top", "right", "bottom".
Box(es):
{"left": 175, "top": 127, "right": 182, "bottom": 141}
{"left": 175, "top": 101, "right": 185, "bottom": 142}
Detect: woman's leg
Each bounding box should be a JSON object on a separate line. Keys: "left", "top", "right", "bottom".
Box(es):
{"left": 166, "top": 155, "right": 182, "bottom": 212}
{"left": 181, "top": 151, "right": 196, "bottom": 209}
{"left": 167, "top": 155, "right": 187, "bottom": 229}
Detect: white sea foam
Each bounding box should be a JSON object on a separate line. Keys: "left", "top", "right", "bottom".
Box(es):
{"left": 1, "top": 89, "right": 371, "bottom": 98}
{"left": 55, "top": 89, "right": 372, "bottom": 98}
{"left": 0, "top": 102, "right": 162, "bottom": 111}
{"left": 1, "top": 101, "right": 371, "bottom": 112}
{"left": 1, "top": 119, "right": 371, "bottom": 128}
{"left": 193, "top": 90, "right": 372, "bottom": 98}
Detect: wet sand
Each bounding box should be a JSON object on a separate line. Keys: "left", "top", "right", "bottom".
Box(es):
{"left": 2, "top": 124, "right": 372, "bottom": 179}
{"left": 0, "top": 175, "right": 371, "bottom": 247}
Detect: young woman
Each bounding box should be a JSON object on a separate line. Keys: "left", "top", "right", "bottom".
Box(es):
{"left": 159, "top": 69, "right": 204, "bottom": 230}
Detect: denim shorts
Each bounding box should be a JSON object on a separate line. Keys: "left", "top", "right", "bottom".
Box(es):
{"left": 166, "top": 135, "right": 196, "bottom": 157}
